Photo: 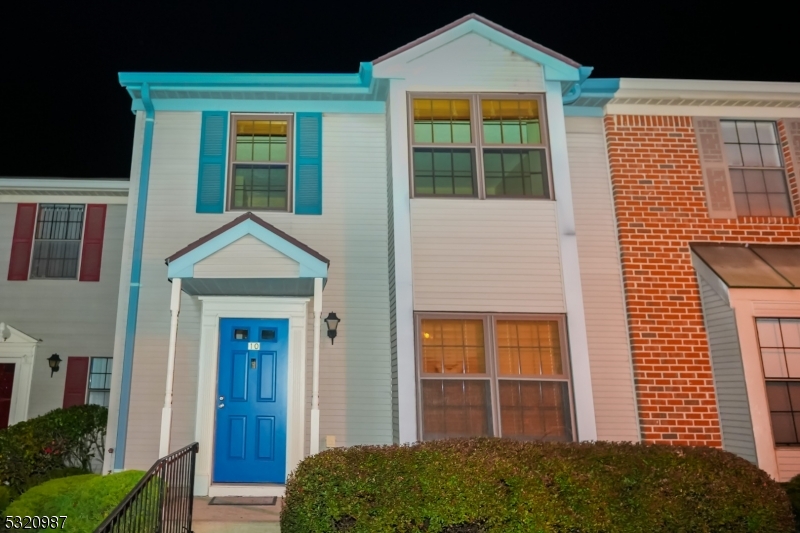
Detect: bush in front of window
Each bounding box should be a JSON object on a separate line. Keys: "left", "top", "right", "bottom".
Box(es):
{"left": 0, "top": 404, "right": 107, "bottom": 496}
{"left": 281, "top": 438, "right": 794, "bottom": 533}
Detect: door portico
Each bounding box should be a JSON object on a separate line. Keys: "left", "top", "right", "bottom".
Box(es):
{"left": 159, "top": 212, "right": 329, "bottom": 496}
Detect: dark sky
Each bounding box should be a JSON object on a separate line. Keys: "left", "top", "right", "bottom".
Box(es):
{"left": 1, "top": 1, "right": 796, "bottom": 179}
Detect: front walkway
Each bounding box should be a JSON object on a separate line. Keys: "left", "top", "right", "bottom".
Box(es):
{"left": 192, "top": 497, "right": 281, "bottom": 533}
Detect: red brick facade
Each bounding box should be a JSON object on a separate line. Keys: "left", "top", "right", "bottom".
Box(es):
{"left": 604, "top": 114, "right": 800, "bottom": 447}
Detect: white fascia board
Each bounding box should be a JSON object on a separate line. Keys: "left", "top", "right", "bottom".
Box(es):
{"left": 617, "top": 78, "right": 800, "bottom": 102}
{"left": 0, "top": 178, "right": 130, "bottom": 192}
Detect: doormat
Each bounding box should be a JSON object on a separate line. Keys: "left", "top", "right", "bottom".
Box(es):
{"left": 208, "top": 496, "right": 278, "bottom": 506}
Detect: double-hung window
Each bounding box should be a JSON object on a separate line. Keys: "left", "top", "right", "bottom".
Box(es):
{"left": 758, "top": 318, "right": 800, "bottom": 445}
{"left": 417, "top": 314, "right": 574, "bottom": 442}
{"left": 410, "top": 95, "right": 550, "bottom": 199}
{"left": 721, "top": 120, "right": 792, "bottom": 217}
{"left": 87, "top": 357, "right": 112, "bottom": 407}
{"left": 30, "top": 204, "right": 85, "bottom": 279}
{"left": 228, "top": 115, "right": 293, "bottom": 211}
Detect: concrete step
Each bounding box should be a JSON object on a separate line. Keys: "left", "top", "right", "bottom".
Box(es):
{"left": 193, "top": 496, "right": 282, "bottom": 532}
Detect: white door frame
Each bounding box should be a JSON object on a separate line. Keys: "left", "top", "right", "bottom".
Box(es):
{"left": 194, "top": 296, "right": 309, "bottom": 497}
{"left": 0, "top": 324, "right": 37, "bottom": 427}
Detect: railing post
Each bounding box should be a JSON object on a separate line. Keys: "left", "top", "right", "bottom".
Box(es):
{"left": 94, "top": 443, "right": 198, "bottom": 533}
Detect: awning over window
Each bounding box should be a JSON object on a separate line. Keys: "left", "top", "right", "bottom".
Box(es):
{"left": 691, "top": 244, "right": 800, "bottom": 289}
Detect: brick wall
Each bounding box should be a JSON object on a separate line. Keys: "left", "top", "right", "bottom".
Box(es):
{"left": 604, "top": 114, "right": 800, "bottom": 446}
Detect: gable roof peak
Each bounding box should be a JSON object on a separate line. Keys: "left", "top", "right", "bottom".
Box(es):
{"left": 373, "top": 13, "right": 580, "bottom": 69}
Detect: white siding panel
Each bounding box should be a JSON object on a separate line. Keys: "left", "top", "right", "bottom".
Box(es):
{"left": 698, "top": 277, "right": 757, "bottom": 463}
{"left": 0, "top": 203, "right": 127, "bottom": 419}
{"left": 777, "top": 449, "right": 800, "bottom": 482}
{"left": 193, "top": 235, "right": 300, "bottom": 278}
{"left": 410, "top": 199, "right": 564, "bottom": 313}
{"left": 567, "top": 117, "right": 640, "bottom": 442}
{"left": 403, "top": 32, "right": 545, "bottom": 92}
{"left": 125, "top": 112, "right": 392, "bottom": 469}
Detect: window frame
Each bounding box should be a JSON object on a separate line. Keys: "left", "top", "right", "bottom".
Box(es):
{"left": 28, "top": 203, "right": 87, "bottom": 281}
{"left": 407, "top": 93, "right": 553, "bottom": 201}
{"left": 756, "top": 316, "right": 800, "bottom": 447}
{"left": 227, "top": 113, "right": 295, "bottom": 213}
{"left": 720, "top": 119, "right": 794, "bottom": 218}
{"left": 87, "top": 357, "right": 112, "bottom": 408}
{"left": 414, "top": 312, "right": 576, "bottom": 442}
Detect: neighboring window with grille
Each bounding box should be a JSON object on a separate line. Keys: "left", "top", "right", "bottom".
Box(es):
{"left": 228, "top": 115, "right": 292, "bottom": 211}
{"left": 409, "top": 94, "right": 550, "bottom": 199}
{"left": 758, "top": 318, "right": 800, "bottom": 445}
{"left": 29, "top": 204, "right": 85, "bottom": 279}
{"left": 87, "top": 357, "right": 112, "bottom": 407}
{"left": 416, "top": 314, "right": 573, "bottom": 442}
{"left": 721, "top": 120, "right": 792, "bottom": 217}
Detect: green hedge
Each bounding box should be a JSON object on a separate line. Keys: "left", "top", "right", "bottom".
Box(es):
{"left": 0, "top": 405, "right": 106, "bottom": 494}
{"left": 782, "top": 474, "right": 800, "bottom": 532}
{"left": 4, "top": 470, "right": 144, "bottom": 532}
{"left": 281, "top": 438, "right": 794, "bottom": 533}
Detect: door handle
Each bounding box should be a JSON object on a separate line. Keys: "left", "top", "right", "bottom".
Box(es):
{"left": 218, "top": 403, "right": 225, "bottom": 408}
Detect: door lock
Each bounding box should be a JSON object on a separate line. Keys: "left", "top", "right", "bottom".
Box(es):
{"left": 219, "top": 396, "right": 224, "bottom": 401}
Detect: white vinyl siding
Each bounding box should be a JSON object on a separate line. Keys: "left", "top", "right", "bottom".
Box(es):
{"left": 697, "top": 277, "right": 757, "bottom": 463}
{"left": 566, "top": 117, "right": 640, "bottom": 442}
{"left": 0, "top": 203, "right": 126, "bottom": 418}
{"left": 193, "top": 235, "right": 300, "bottom": 279}
{"left": 122, "top": 112, "right": 392, "bottom": 469}
{"left": 777, "top": 448, "right": 800, "bottom": 482}
{"left": 410, "top": 199, "right": 564, "bottom": 314}
{"left": 401, "top": 33, "right": 545, "bottom": 93}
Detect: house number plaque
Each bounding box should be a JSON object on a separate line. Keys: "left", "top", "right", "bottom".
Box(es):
{"left": 247, "top": 342, "right": 260, "bottom": 350}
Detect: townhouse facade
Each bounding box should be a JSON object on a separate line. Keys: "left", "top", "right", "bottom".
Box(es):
{"left": 1, "top": 14, "right": 798, "bottom": 494}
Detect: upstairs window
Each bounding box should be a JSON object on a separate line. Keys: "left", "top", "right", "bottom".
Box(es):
{"left": 30, "top": 204, "right": 85, "bottom": 279}
{"left": 228, "top": 115, "right": 293, "bottom": 211}
{"left": 721, "top": 120, "right": 791, "bottom": 217}
{"left": 410, "top": 94, "right": 550, "bottom": 200}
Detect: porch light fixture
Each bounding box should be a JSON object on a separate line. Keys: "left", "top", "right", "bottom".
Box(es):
{"left": 47, "top": 353, "right": 62, "bottom": 378}
{"left": 324, "top": 312, "right": 340, "bottom": 345}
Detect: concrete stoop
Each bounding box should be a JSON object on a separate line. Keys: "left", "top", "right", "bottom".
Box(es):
{"left": 192, "top": 497, "right": 282, "bottom": 533}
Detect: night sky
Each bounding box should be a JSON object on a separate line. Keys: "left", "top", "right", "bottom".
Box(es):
{"left": 1, "top": 1, "right": 795, "bottom": 179}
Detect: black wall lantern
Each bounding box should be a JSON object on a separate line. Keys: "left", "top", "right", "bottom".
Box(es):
{"left": 324, "top": 312, "right": 340, "bottom": 345}
{"left": 47, "top": 353, "right": 62, "bottom": 378}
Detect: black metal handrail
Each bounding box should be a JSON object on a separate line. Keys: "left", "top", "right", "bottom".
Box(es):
{"left": 95, "top": 442, "right": 199, "bottom": 533}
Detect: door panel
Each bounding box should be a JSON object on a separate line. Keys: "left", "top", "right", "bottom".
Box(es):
{"left": 213, "top": 318, "right": 289, "bottom": 483}
{"left": 0, "top": 364, "right": 14, "bottom": 429}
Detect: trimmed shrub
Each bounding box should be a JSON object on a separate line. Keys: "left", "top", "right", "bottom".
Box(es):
{"left": 782, "top": 474, "right": 800, "bottom": 532}
{"left": 4, "top": 470, "right": 144, "bottom": 532}
{"left": 281, "top": 438, "right": 794, "bottom": 533}
{"left": 0, "top": 404, "right": 106, "bottom": 494}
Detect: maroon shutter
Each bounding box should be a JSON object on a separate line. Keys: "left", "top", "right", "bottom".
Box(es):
{"left": 62, "top": 357, "right": 90, "bottom": 408}
{"left": 79, "top": 204, "right": 107, "bottom": 282}
{"left": 7, "top": 203, "right": 37, "bottom": 281}
{"left": 693, "top": 117, "right": 737, "bottom": 219}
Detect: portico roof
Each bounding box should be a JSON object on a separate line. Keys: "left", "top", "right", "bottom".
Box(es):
{"left": 165, "top": 212, "right": 329, "bottom": 297}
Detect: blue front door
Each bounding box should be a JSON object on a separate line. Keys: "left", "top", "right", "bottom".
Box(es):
{"left": 213, "top": 318, "right": 288, "bottom": 483}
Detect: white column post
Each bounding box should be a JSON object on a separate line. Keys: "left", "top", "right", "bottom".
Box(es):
{"left": 310, "top": 278, "right": 323, "bottom": 454}
{"left": 159, "top": 278, "right": 182, "bottom": 457}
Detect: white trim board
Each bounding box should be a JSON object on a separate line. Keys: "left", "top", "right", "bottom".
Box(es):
{"left": 194, "top": 296, "right": 309, "bottom": 497}
{"left": 0, "top": 324, "right": 38, "bottom": 426}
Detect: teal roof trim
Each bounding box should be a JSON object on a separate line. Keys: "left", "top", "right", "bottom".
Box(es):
{"left": 119, "top": 62, "right": 385, "bottom": 113}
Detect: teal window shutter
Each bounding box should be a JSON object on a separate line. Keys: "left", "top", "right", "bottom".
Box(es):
{"left": 196, "top": 111, "right": 228, "bottom": 213}
{"left": 295, "top": 113, "right": 322, "bottom": 215}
